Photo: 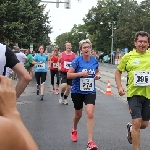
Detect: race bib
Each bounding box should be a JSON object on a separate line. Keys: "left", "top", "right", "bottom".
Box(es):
{"left": 80, "top": 78, "right": 94, "bottom": 91}
{"left": 36, "top": 63, "right": 45, "bottom": 70}
{"left": 134, "top": 71, "right": 150, "bottom": 86}
{"left": 53, "top": 63, "right": 58, "bottom": 68}
{"left": 64, "top": 61, "right": 71, "bottom": 69}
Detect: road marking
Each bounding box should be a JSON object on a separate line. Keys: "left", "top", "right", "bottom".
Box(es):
{"left": 121, "top": 76, "right": 127, "bottom": 80}
{"left": 17, "top": 101, "right": 32, "bottom": 105}
{"left": 96, "top": 87, "right": 105, "bottom": 94}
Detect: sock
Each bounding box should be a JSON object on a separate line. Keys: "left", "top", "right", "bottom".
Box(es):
{"left": 61, "top": 93, "right": 64, "bottom": 97}
{"left": 64, "top": 95, "right": 68, "bottom": 99}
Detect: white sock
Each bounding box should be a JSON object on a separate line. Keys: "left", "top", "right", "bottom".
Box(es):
{"left": 130, "top": 125, "right": 132, "bottom": 132}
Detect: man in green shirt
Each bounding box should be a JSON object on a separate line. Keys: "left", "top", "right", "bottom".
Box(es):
{"left": 115, "top": 31, "right": 150, "bottom": 150}
{"left": 25, "top": 49, "right": 34, "bottom": 76}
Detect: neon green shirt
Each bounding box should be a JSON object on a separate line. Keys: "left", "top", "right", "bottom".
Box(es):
{"left": 117, "top": 49, "right": 150, "bottom": 99}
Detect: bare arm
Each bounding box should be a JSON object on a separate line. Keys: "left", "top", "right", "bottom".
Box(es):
{"left": 0, "top": 117, "right": 28, "bottom": 150}
{"left": 58, "top": 53, "right": 62, "bottom": 71}
{"left": 94, "top": 68, "right": 101, "bottom": 80}
{"left": 115, "top": 68, "right": 122, "bottom": 89}
{"left": 48, "top": 54, "right": 52, "bottom": 67}
{"left": 24, "top": 58, "right": 27, "bottom": 63}
{"left": 0, "top": 76, "right": 38, "bottom": 150}
{"left": 12, "top": 63, "right": 31, "bottom": 98}
{"left": 67, "top": 67, "right": 83, "bottom": 79}
{"left": 67, "top": 67, "right": 89, "bottom": 79}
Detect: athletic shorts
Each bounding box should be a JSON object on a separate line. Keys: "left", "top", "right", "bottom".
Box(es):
{"left": 35, "top": 72, "right": 47, "bottom": 86}
{"left": 71, "top": 93, "right": 96, "bottom": 110}
{"left": 127, "top": 95, "right": 150, "bottom": 121}
{"left": 60, "top": 71, "right": 72, "bottom": 86}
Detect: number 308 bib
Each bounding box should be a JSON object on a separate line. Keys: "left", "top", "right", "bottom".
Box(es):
{"left": 134, "top": 71, "right": 150, "bottom": 86}
{"left": 80, "top": 78, "right": 94, "bottom": 91}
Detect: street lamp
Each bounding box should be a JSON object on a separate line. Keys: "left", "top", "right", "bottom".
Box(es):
{"left": 108, "top": 21, "right": 116, "bottom": 64}
{"left": 100, "top": 21, "right": 116, "bottom": 64}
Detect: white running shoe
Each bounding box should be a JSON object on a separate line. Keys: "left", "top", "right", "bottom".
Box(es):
{"left": 62, "top": 99, "right": 68, "bottom": 105}
{"left": 59, "top": 97, "right": 63, "bottom": 104}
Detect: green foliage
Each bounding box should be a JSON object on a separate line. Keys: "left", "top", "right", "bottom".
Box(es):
{"left": 0, "top": 0, "right": 52, "bottom": 49}
{"left": 55, "top": 0, "right": 150, "bottom": 54}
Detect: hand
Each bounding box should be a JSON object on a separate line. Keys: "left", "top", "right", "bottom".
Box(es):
{"left": 118, "top": 86, "right": 125, "bottom": 96}
{"left": 0, "top": 76, "right": 17, "bottom": 116}
{"left": 81, "top": 71, "right": 89, "bottom": 77}
{"left": 94, "top": 74, "right": 101, "bottom": 80}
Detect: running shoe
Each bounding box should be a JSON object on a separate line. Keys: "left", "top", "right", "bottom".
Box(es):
{"left": 55, "top": 89, "right": 59, "bottom": 94}
{"left": 59, "top": 97, "right": 63, "bottom": 104}
{"left": 87, "top": 141, "right": 98, "bottom": 150}
{"left": 62, "top": 99, "right": 68, "bottom": 105}
{"left": 37, "top": 89, "right": 39, "bottom": 95}
{"left": 40, "top": 95, "right": 44, "bottom": 101}
{"left": 127, "top": 122, "right": 132, "bottom": 144}
{"left": 71, "top": 127, "right": 78, "bottom": 142}
{"left": 52, "top": 89, "right": 55, "bottom": 94}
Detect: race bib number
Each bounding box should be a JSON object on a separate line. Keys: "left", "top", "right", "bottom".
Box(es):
{"left": 80, "top": 78, "right": 94, "bottom": 91}
{"left": 53, "top": 63, "right": 58, "bottom": 68}
{"left": 36, "top": 63, "right": 45, "bottom": 70}
{"left": 64, "top": 61, "right": 71, "bottom": 69}
{"left": 134, "top": 71, "right": 150, "bottom": 86}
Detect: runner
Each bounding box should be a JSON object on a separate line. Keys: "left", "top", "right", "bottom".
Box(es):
{"left": 13, "top": 47, "right": 27, "bottom": 80}
{"left": 58, "top": 42, "right": 76, "bottom": 105}
{"left": 49, "top": 46, "right": 60, "bottom": 94}
{"left": 25, "top": 49, "right": 34, "bottom": 77}
{"left": 67, "top": 39, "right": 100, "bottom": 150}
{"left": 32, "top": 45, "right": 48, "bottom": 100}
{"left": 115, "top": 31, "right": 150, "bottom": 150}
{"left": 0, "top": 43, "right": 31, "bottom": 98}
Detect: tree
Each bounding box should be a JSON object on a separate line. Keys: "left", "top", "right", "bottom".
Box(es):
{"left": 55, "top": 0, "right": 150, "bottom": 54}
{"left": 55, "top": 24, "right": 89, "bottom": 52}
{"left": 0, "top": 0, "right": 52, "bottom": 48}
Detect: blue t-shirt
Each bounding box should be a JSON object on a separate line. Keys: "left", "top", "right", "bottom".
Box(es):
{"left": 34, "top": 54, "right": 48, "bottom": 72}
{"left": 71, "top": 56, "right": 99, "bottom": 94}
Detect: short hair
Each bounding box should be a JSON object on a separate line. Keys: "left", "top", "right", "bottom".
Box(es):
{"left": 79, "top": 39, "right": 92, "bottom": 50}
{"left": 134, "top": 31, "right": 150, "bottom": 42}
{"left": 54, "top": 46, "right": 59, "bottom": 50}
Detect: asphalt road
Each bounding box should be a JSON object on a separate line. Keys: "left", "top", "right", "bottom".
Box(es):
{"left": 16, "top": 68, "right": 150, "bottom": 150}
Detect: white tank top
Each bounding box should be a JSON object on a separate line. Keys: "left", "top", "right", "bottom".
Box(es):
{"left": 0, "top": 43, "right": 6, "bottom": 75}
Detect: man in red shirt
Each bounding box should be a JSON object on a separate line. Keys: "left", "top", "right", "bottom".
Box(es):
{"left": 58, "top": 43, "right": 76, "bottom": 105}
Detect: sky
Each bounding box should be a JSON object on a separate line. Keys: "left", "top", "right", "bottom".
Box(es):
{"left": 40, "top": 0, "right": 142, "bottom": 42}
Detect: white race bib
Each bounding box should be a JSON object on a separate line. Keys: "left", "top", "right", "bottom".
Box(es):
{"left": 64, "top": 61, "right": 71, "bottom": 69}
{"left": 80, "top": 78, "right": 94, "bottom": 91}
{"left": 36, "top": 63, "right": 45, "bottom": 70}
{"left": 53, "top": 63, "right": 58, "bottom": 68}
{"left": 134, "top": 71, "right": 150, "bottom": 86}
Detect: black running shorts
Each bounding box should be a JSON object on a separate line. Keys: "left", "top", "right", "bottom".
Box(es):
{"left": 71, "top": 93, "right": 96, "bottom": 110}
{"left": 127, "top": 95, "right": 150, "bottom": 121}
{"left": 60, "top": 71, "right": 72, "bottom": 86}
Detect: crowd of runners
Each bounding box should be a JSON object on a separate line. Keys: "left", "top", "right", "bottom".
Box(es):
{"left": 0, "top": 31, "right": 150, "bottom": 150}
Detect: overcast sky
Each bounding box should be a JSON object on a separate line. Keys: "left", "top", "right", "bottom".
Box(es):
{"left": 40, "top": 0, "right": 142, "bottom": 42}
